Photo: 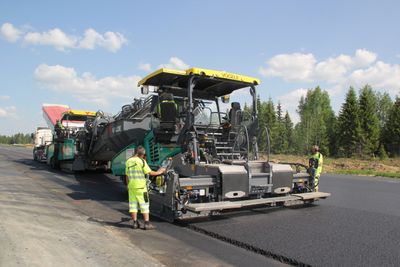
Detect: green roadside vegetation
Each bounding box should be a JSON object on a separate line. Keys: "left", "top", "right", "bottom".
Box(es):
{"left": 267, "top": 154, "right": 400, "bottom": 179}
{"left": 253, "top": 84, "right": 400, "bottom": 179}
{"left": 0, "top": 133, "right": 32, "bottom": 144}
{"left": 251, "top": 85, "right": 400, "bottom": 161}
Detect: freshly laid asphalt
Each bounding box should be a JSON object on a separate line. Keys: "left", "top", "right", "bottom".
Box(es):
{"left": 189, "top": 174, "right": 400, "bottom": 266}
{"left": 1, "top": 145, "right": 399, "bottom": 266}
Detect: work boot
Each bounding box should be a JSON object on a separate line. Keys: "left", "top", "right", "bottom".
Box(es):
{"left": 132, "top": 220, "right": 140, "bottom": 229}
{"left": 143, "top": 221, "right": 156, "bottom": 230}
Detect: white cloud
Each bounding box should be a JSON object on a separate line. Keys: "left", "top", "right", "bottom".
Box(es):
{"left": 159, "top": 57, "right": 189, "bottom": 70}
{"left": 259, "top": 49, "right": 378, "bottom": 83}
{"left": 259, "top": 49, "right": 399, "bottom": 96}
{"left": 138, "top": 62, "right": 152, "bottom": 72}
{"left": 24, "top": 28, "right": 77, "bottom": 51}
{"left": 348, "top": 61, "right": 400, "bottom": 94}
{"left": 353, "top": 49, "right": 377, "bottom": 67}
{"left": 0, "top": 106, "right": 17, "bottom": 118}
{"left": 259, "top": 53, "right": 316, "bottom": 82}
{"left": 0, "top": 23, "right": 22, "bottom": 42}
{"left": 78, "top": 28, "right": 127, "bottom": 52}
{"left": 277, "top": 88, "right": 308, "bottom": 123}
{"left": 34, "top": 64, "right": 141, "bottom": 106}
{"left": 278, "top": 88, "right": 308, "bottom": 105}
{"left": 1, "top": 22, "right": 127, "bottom": 52}
{"left": 0, "top": 95, "right": 11, "bottom": 100}
{"left": 313, "top": 54, "right": 353, "bottom": 83}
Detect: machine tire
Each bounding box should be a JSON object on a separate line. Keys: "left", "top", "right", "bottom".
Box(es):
{"left": 50, "top": 157, "right": 58, "bottom": 169}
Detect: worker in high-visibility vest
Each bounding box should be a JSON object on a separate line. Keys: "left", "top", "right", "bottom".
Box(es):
{"left": 55, "top": 120, "right": 65, "bottom": 138}
{"left": 125, "top": 146, "right": 165, "bottom": 230}
{"left": 308, "top": 145, "right": 323, "bottom": 192}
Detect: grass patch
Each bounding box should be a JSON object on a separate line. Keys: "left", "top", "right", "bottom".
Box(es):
{"left": 375, "top": 172, "right": 400, "bottom": 178}
{"left": 331, "top": 169, "right": 400, "bottom": 178}
{"left": 264, "top": 154, "right": 400, "bottom": 179}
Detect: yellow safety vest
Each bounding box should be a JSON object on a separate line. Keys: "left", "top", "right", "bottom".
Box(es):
{"left": 309, "top": 152, "right": 323, "bottom": 177}
{"left": 125, "top": 157, "right": 152, "bottom": 189}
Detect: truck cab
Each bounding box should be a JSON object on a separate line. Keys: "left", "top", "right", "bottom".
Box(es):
{"left": 33, "top": 127, "right": 53, "bottom": 162}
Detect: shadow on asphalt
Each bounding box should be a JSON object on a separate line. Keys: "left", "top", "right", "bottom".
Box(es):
{"left": 14, "top": 157, "right": 127, "bottom": 202}
{"left": 16, "top": 157, "right": 167, "bottom": 226}
{"left": 13, "top": 158, "right": 50, "bottom": 171}
{"left": 87, "top": 216, "right": 132, "bottom": 229}
{"left": 176, "top": 203, "right": 319, "bottom": 226}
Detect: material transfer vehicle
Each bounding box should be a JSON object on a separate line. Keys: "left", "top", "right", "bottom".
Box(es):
{"left": 45, "top": 109, "right": 98, "bottom": 171}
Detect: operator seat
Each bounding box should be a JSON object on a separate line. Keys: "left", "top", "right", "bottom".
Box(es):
{"left": 229, "top": 102, "right": 243, "bottom": 127}
{"left": 156, "top": 92, "right": 177, "bottom": 142}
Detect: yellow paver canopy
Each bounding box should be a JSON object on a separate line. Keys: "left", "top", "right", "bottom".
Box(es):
{"left": 138, "top": 67, "right": 260, "bottom": 98}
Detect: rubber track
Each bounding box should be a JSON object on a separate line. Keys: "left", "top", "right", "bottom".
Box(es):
{"left": 184, "top": 223, "right": 312, "bottom": 267}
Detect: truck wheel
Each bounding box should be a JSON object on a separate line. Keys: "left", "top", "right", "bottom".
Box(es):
{"left": 50, "top": 157, "right": 58, "bottom": 169}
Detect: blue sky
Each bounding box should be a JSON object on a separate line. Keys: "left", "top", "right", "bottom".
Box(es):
{"left": 1, "top": 0, "right": 399, "bottom": 134}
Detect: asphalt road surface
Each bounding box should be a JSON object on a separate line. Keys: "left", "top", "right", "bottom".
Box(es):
{"left": 1, "top": 145, "right": 399, "bottom": 267}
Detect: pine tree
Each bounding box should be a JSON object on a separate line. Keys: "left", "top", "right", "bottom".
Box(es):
{"left": 359, "top": 85, "right": 380, "bottom": 156}
{"left": 273, "top": 101, "right": 285, "bottom": 153}
{"left": 264, "top": 98, "right": 277, "bottom": 153}
{"left": 336, "top": 87, "right": 362, "bottom": 157}
{"left": 376, "top": 92, "right": 393, "bottom": 128}
{"left": 283, "top": 111, "right": 294, "bottom": 154}
{"left": 376, "top": 92, "right": 393, "bottom": 158}
{"left": 276, "top": 101, "right": 283, "bottom": 122}
{"left": 383, "top": 97, "right": 400, "bottom": 156}
{"left": 265, "top": 98, "right": 277, "bottom": 126}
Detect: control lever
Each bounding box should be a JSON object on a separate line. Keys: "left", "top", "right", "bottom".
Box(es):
{"left": 161, "top": 157, "right": 173, "bottom": 170}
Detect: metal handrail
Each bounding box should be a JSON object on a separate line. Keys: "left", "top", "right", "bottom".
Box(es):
{"left": 129, "top": 96, "right": 153, "bottom": 119}
{"left": 193, "top": 106, "right": 213, "bottom": 126}
{"left": 264, "top": 126, "right": 271, "bottom": 162}
{"left": 232, "top": 124, "right": 250, "bottom": 162}
{"left": 256, "top": 126, "right": 271, "bottom": 162}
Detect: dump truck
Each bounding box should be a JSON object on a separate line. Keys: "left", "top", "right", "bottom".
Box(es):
{"left": 33, "top": 127, "right": 53, "bottom": 162}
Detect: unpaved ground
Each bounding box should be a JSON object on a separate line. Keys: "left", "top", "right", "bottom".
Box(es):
{"left": 0, "top": 145, "right": 282, "bottom": 267}
{"left": 267, "top": 154, "right": 400, "bottom": 177}
{"left": 0, "top": 153, "right": 164, "bottom": 267}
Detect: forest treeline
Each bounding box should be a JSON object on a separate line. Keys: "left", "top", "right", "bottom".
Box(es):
{"left": 1, "top": 84, "right": 399, "bottom": 158}
{"left": 0, "top": 133, "right": 32, "bottom": 145}
{"left": 252, "top": 85, "right": 400, "bottom": 158}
